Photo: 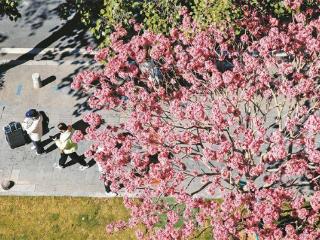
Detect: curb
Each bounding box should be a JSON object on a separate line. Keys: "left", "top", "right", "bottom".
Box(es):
{"left": 0, "top": 48, "right": 96, "bottom": 55}
{"left": 0, "top": 59, "right": 97, "bottom": 66}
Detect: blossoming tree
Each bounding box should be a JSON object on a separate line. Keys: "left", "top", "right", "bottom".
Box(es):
{"left": 72, "top": 3, "right": 320, "bottom": 240}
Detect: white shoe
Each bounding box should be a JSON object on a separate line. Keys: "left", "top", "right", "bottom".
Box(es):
{"left": 53, "top": 163, "right": 63, "bottom": 169}
{"left": 105, "top": 192, "right": 118, "bottom": 197}
{"left": 31, "top": 146, "right": 36, "bottom": 150}
{"left": 36, "top": 152, "right": 41, "bottom": 156}
{"left": 79, "top": 165, "right": 89, "bottom": 171}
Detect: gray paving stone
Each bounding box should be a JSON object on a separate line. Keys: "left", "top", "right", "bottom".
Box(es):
{"left": 35, "top": 184, "right": 56, "bottom": 193}
{"left": 0, "top": 63, "right": 130, "bottom": 197}
{"left": 54, "top": 184, "right": 83, "bottom": 194}
{"left": 10, "top": 184, "right": 36, "bottom": 192}
{"left": 85, "top": 167, "right": 101, "bottom": 184}
{"left": 0, "top": 167, "right": 13, "bottom": 180}
{"left": 18, "top": 168, "right": 46, "bottom": 183}
{"left": 10, "top": 169, "right": 20, "bottom": 182}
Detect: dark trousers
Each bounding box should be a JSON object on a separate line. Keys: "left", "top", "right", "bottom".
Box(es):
{"left": 104, "top": 178, "right": 124, "bottom": 193}
{"left": 32, "top": 140, "right": 43, "bottom": 154}
{"left": 104, "top": 180, "right": 112, "bottom": 193}
{"left": 59, "top": 152, "right": 87, "bottom": 167}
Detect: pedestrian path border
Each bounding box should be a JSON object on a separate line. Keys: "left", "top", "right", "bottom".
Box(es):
{"left": 0, "top": 48, "right": 96, "bottom": 55}
{"left": 0, "top": 60, "right": 95, "bottom": 66}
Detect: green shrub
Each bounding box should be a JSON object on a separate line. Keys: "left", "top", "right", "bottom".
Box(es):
{"left": 141, "top": 0, "right": 183, "bottom": 34}
{"left": 57, "top": 0, "right": 320, "bottom": 46}
{"left": 190, "top": 0, "right": 233, "bottom": 29}
{"left": 0, "top": 0, "right": 21, "bottom": 21}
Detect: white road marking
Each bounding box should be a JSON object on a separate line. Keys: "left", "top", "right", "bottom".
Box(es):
{"left": 0, "top": 59, "right": 97, "bottom": 66}
{"left": 0, "top": 48, "right": 96, "bottom": 55}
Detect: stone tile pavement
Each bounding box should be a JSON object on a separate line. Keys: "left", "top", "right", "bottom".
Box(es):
{"left": 0, "top": 60, "right": 113, "bottom": 197}
{"left": 0, "top": 55, "right": 212, "bottom": 199}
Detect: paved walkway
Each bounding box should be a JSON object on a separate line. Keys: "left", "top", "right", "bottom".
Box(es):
{"left": 0, "top": 1, "right": 121, "bottom": 197}
{"left": 0, "top": 55, "right": 121, "bottom": 197}
{"left": 0, "top": 53, "right": 210, "bottom": 198}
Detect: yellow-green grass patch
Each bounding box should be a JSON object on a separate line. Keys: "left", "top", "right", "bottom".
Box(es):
{"left": 0, "top": 196, "right": 137, "bottom": 240}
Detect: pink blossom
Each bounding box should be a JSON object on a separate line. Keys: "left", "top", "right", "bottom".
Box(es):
{"left": 284, "top": 0, "right": 303, "bottom": 10}
{"left": 310, "top": 191, "right": 320, "bottom": 212}
{"left": 304, "top": 115, "right": 320, "bottom": 133}
{"left": 71, "top": 10, "right": 320, "bottom": 239}
{"left": 297, "top": 208, "right": 308, "bottom": 219}
{"left": 167, "top": 211, "right": 179, "bottom": 225}
{"left": 71, "top": 130, "right": 84, "bottom": 143}
{"left": 285, "top": 159, "right": 307, "bottom": 175}
{"left": 240, "top": 34, "right": 249, "bottom": 43}
{"left": 83, "top": 113, "right": 102, "bottom": 128}
{"left": 94, "top": 48, "right": 109, "bottom": 61}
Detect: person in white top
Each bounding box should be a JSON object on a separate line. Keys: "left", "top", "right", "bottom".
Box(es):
{"left": 51, "top": 122, "right": 89, "bottom": 171}
{"left": 22, "top": 109, "right": 44, "bottom": 155}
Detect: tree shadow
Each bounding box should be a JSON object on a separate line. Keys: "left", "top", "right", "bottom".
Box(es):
{"left": 0, "top": 34, "right": 7, "bottom": 43}
{"left": 0, "top": 72, "right": 4, "bottom": 89}
{"left": 18, "top": 0, "right": 61, "bottom": 32}
{"left": 0, "top": 13, "right": 84, "bottom": 83}
{"left": 72, "top": 119, "right": 89, "bottom": 135}
{"left": 57, "top": 64, "right": 101, "bottom": 117}
{"left": 0, "top": 16, "right": 100, "bottom": 115}
{"left": 0, "top": 1, "right": 101, "bottom": 116}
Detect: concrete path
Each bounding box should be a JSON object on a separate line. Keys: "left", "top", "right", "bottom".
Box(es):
{"left": 0, "top": 0, "right": 209, "bottom": 198}
{"left": 0, "top": 54, "right": 210, "bottom": 198}
{"left": 0, "top": 1, "right": 135, "bottom": 198}
{"left": 0, "top": 54, "right": 114, "bottom": 197}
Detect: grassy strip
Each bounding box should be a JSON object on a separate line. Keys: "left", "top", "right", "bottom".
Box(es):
{"left": 0, "top": 196, "right": 240, "bottom": 240}
{"left": 0, "top": 196, "right": 136, "bottom": 240}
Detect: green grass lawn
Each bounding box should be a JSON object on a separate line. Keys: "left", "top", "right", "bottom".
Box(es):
{"left": 0, "top": 196, "right": 137, "bottom": 240}
{"left": 0, "top": 196, "right": 216, "bottom": 240}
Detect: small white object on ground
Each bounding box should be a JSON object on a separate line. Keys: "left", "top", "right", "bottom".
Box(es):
{"left": 1, "top": 180, "right": 13, "bottom": 190}
{"left": 53, "top": 163, "right": 63, "bottom": 169}
{"left": 79, "top": 166, "right": 89, "bottom": 171}
{"left": 32, "top": 73, "right": 42, "bottom": 89}
{"left": 105, "top": 192, "right": 118, "bottom": 197}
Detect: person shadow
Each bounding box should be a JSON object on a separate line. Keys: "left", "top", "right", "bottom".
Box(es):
{"left": 43, "top": 133, "right": 59, "bottom": 153}
{"left": 39, "top": 110, "right": 51, "bottom": 136}
{"left": 62, "top": 154, "right": 89, "bottom": 168}
{"left": 39, "top": 110, "right": 56, "bottom": 153}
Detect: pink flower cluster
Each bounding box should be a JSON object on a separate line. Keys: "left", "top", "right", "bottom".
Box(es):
{"left": 83, "top": 112, "right": 102, "bottom": 128}
{"left": 71, "top": 70, "right": 100, "bottom": 90}
{"left": 71, "top": 130, "right": 84, "bottom": 143}
{"left": 72, "top": 7, "right": 320, "bottom": 240}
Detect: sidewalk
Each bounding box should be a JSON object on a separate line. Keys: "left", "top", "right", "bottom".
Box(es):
{"left": 0, "top": 0, "right": 114, "bottom": 197}
{"left": 0, "top": 50, "right": 213, "bottom": 199}
{"left": 0, "top": 58, "right": 211, "bottom": 199}
{"left": 0, "top": 58, "right": 120, "bottom": 197}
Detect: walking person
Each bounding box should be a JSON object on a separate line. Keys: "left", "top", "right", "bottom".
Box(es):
{"left": 96, "top": 146, "right": 121, "bottom": 197}
{"left": 52, "top": 123, "right": 89, "bottom": 170}
{"left": 22, "top": 109, "right": 44, "bottom": 155}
